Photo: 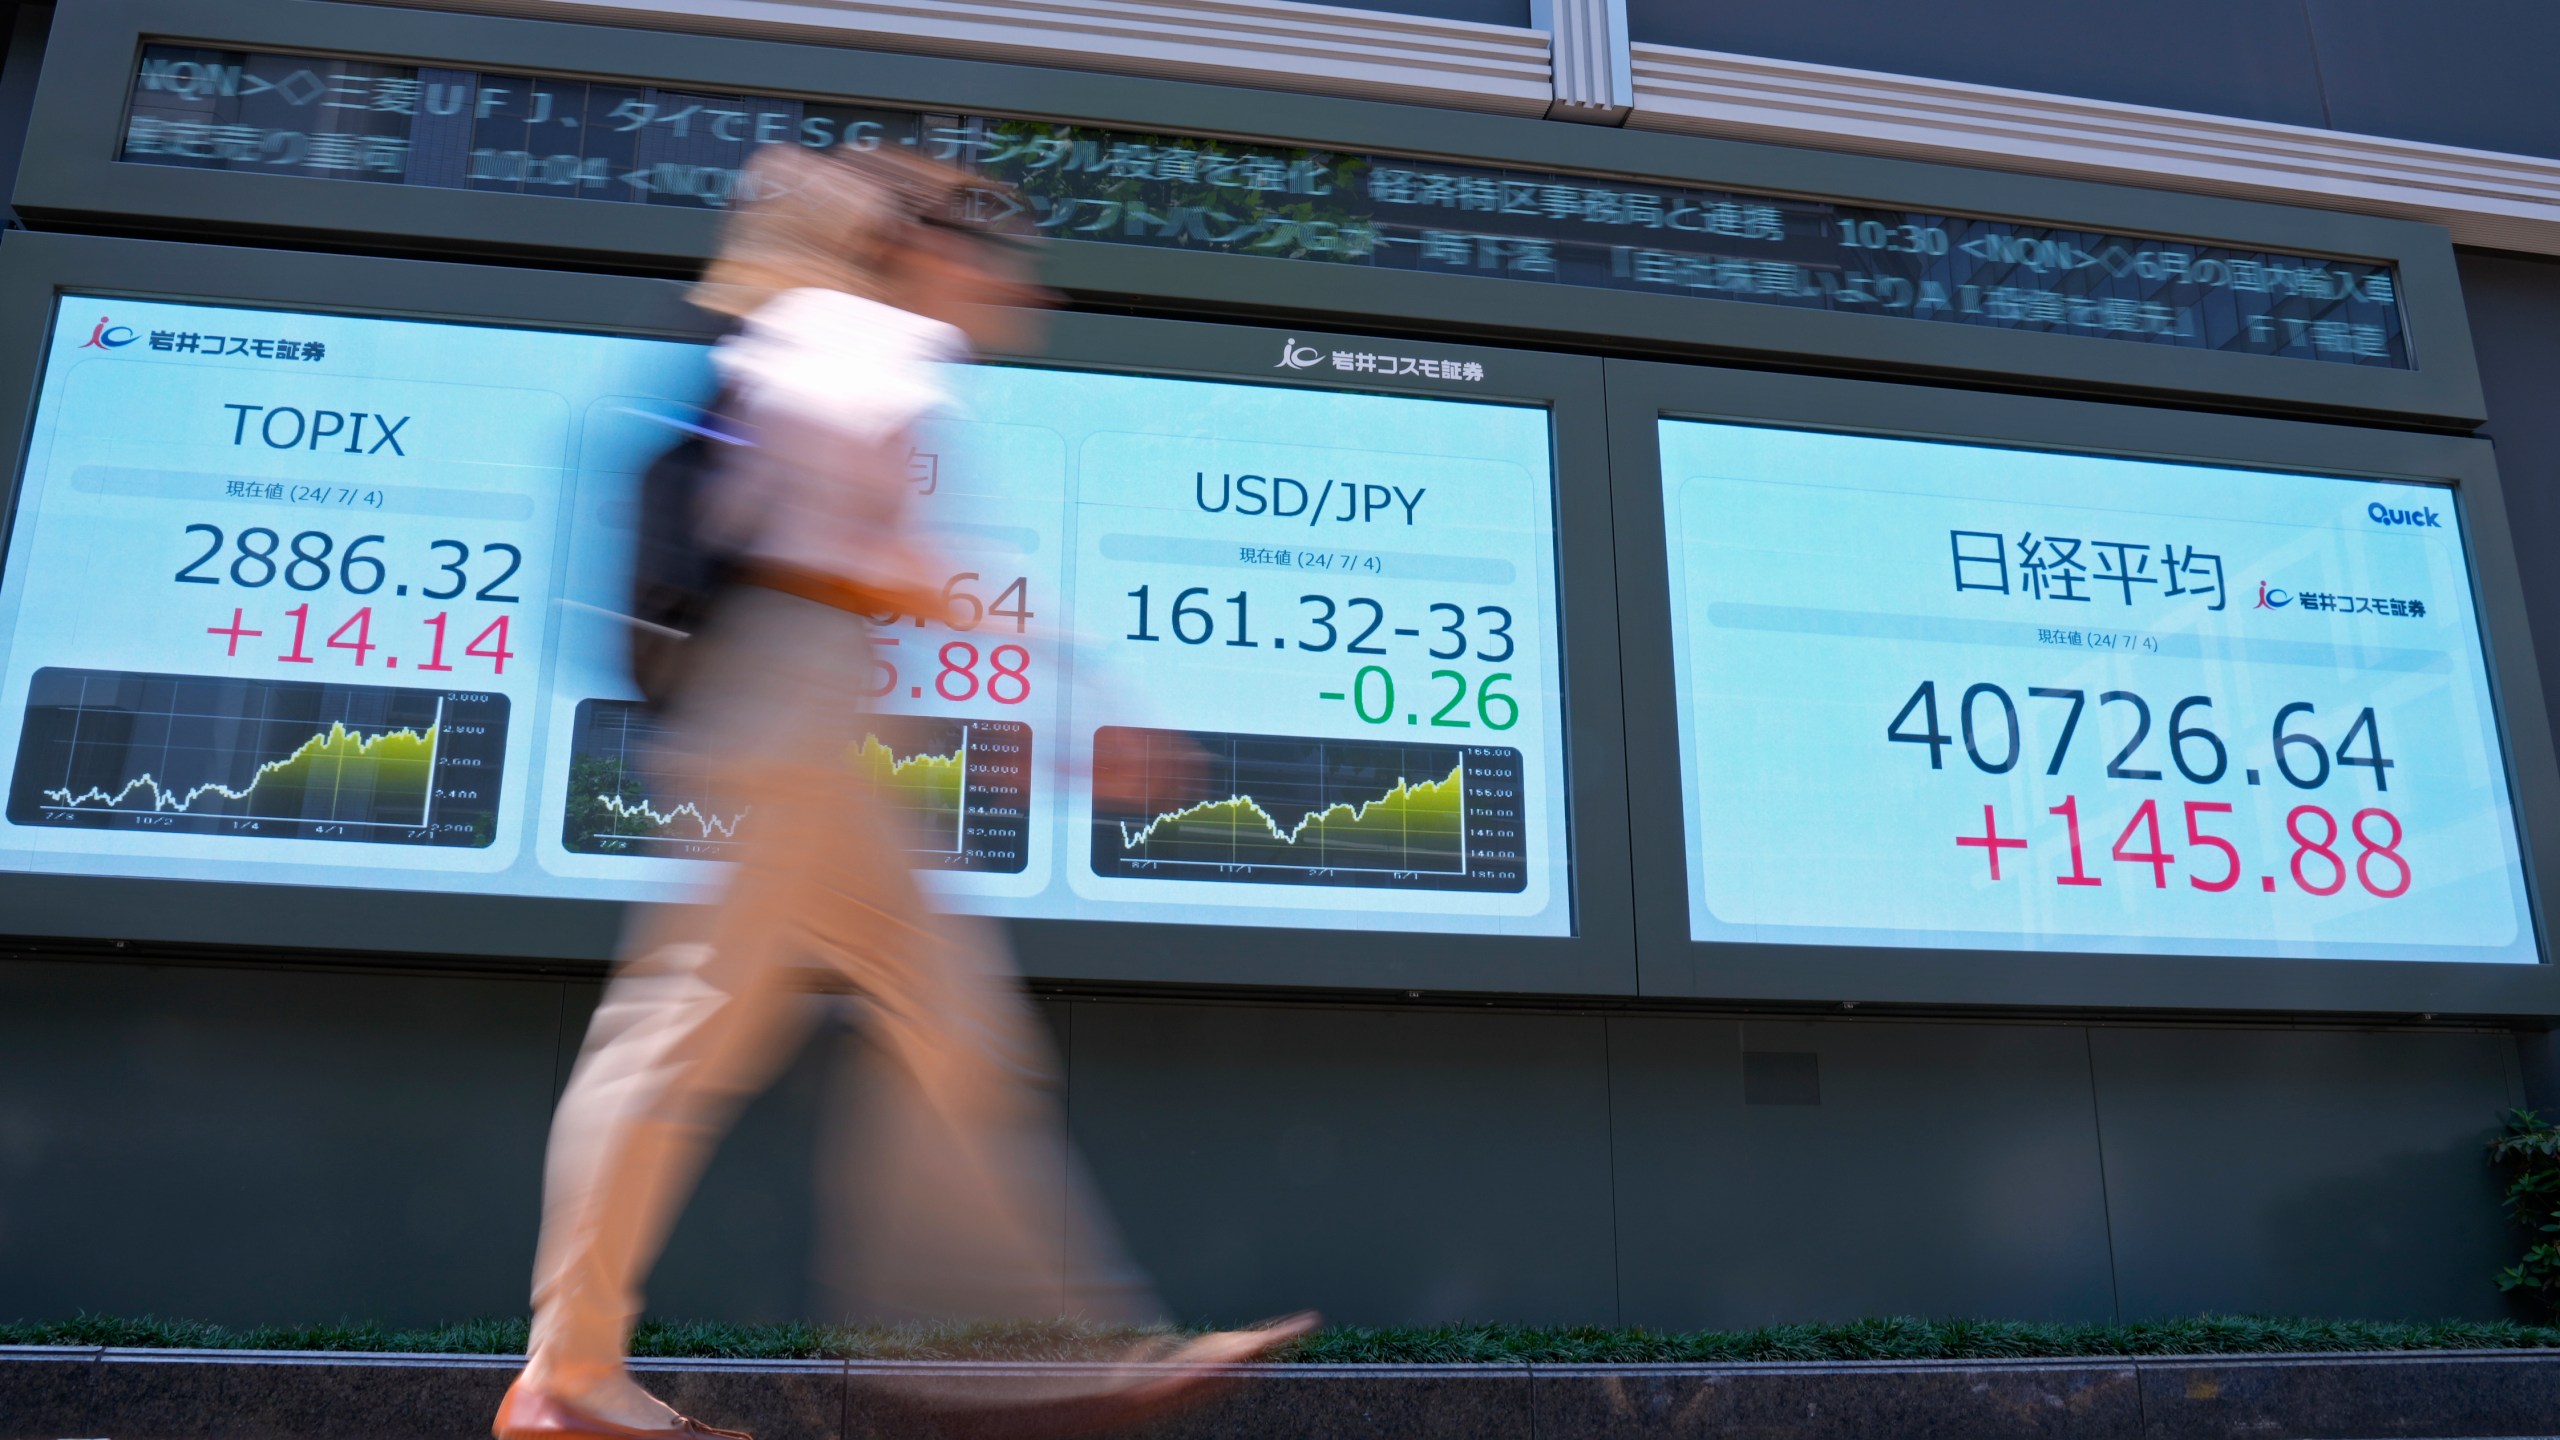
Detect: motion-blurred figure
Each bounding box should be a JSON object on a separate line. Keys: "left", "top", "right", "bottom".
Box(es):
{"left": 496, "top": 145, "right": 1308, "bottom": 1440}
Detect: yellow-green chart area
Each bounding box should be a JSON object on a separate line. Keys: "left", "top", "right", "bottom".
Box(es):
{"left": 854, "top": 729, "right": 966, "bottom": 845}
{"left": 7, "top": 668, "right": 506, "bottom": 846}
{"left": 244, "top": 721, "right": 434, "bottom": 815}
{"left": 564, "top": 702, "right": 1031, "bottom": 873}
{"left": 1119, "top": 765, "right": 1467, "bottom": 865}
{"left": 1090, "top": 726, "right": 1529, "bottom": 894}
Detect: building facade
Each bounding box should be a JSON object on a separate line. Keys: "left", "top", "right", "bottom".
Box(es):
{"left": 4, "top": 0, "right": 2560, "bottom": 1331}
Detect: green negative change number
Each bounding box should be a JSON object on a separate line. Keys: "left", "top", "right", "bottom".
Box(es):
{"left": 1354, "top": 665, "right": 1395, "bottom": 723}
{"left": 1344, "top": 669, "right": 1518, "bottom": 730}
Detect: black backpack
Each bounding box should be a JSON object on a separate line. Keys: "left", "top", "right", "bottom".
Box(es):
{"left": 628, "top": 387, "right": 752, "bottom": 708}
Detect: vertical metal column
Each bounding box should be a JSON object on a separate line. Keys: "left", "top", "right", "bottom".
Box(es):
{"left": 1531, "top": 0, "right": 1632, "bottom": 123}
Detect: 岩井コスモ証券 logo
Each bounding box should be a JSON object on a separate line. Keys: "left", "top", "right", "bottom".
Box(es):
{"left": 2257, "top": 578, "right": 2426, "bottom": 618}
{"left": 77, "top": 317, "right": 138, "bottom": 350}
{"left": 2246, "top": 501, "right": 2442, "bottom": 615}
{"left": 75, "top": 315, "right": 329, "bottom": 362}
{"left": 1273, "top": 336, "right": 1485, "bottom": 383}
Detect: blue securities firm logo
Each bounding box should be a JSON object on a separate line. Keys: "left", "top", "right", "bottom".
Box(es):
{"left": 2367, "top": 501, "right": 2443, "bottom": 528}
{"left": 77, "top": 316, "right": 139, "bottom": 350}
{"left": 2252, "top": 501, "right": 2443, "bottom": 613}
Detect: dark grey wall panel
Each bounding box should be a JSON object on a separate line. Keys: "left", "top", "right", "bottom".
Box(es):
{"left": 0, "top": 4, "right": 48, "bottom": 222}
{"left": 1632, "top": 0, "right": 2560, "bottom": 164}
{"left": 614, "top": 996, "right": 1079, "bottom": 1327}
{"left": 2308, "top": 1, "right": 2560, "bottom": 162}
{"left": 1350, "top": 0, "right": 1529, "bottom": 24}
{"left": 647, "top": 1020, "right": 830, "bottom": 1326}
{"left": 1062, "top": 1000, "right": 1619, "bottom": 1327}
{"left": 1, "top": 961, "right": 2537, "bottom": 1330}
{"left": 0, "top": 959, "right": 561, "bottom": 1328}
{"left": 2457, "top": 251, "right": 2560, "bottom": 738}
{"left": 1625, "top": 0, "right": 2330, "bottom": 129}
{"left": 547, "top": 979, "right": 602, "bottom": 1104}
{"left": 1607, "top": 1016, "right": 2118, "bottom": 1327}
{"left": 2089, "top": 1026, "right": 2522, "bottom": 1320}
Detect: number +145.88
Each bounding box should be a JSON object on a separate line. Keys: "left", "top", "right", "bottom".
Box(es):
{"left": 1894, "top": 681, "right": 2414, "bottom": 901}
{"left": 1954, "top": 795, "right": 2410, "bottom": 900}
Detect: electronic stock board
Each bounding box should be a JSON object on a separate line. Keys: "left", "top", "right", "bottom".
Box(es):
{"left": 0, "top": 234, "right": 2550, "bottom": 1010}
{"left": 0, "top": 266, "right": 1596, "bottom": 971}
{"left": 1658, "top": 423, "right": 2532, "bottom": 966}
{"left": 1608, "top": 360, "right": 2560, "bottom": 1013}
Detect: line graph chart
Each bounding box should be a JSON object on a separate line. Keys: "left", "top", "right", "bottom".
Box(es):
{"left": 861, "top": 715, "right": 1032, "bottom": 873}
{"left": 7, "top": 668, "right": 505, "bottom": 846}
{"left": 561, "top": 700, "right": 749, "bottom": 860}
{"left": 562, "top": 703, "right": 1031, "bottom": 873}
{"left": 1089, "top": 726, "right": 1527, "bottom": 893}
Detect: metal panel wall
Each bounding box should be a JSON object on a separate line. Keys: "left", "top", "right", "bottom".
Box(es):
{"left": 2089, "top": 1025, "right": 2523, "bottom": 1318}
{"left": 1606, "top": 1015, "right": 2120, "bottom": 1328}
{"left": 1626, "top": 0, "right": 2332, "bottom": 128}
{"left": 1629, "top": 0, "right": 2560, "bottom": 166}
{"left": 0, "top": 959, "right": 562, "bottom": 1327}
{"left": 1064, "top": 999, "right": 1621, "bottom": 1325}
{"left": 0, "top": 959, "right": 2532, "bottom": 1327}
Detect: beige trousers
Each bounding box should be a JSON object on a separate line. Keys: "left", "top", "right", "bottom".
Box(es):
{"left": 528, "top": 589, "right": 1154, "bottom": 1382}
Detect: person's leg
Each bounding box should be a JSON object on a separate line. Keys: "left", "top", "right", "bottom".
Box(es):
{"left": 784, "top": 784, "right": 1330, "bottom": 1434}
{"left": 517, "top": 764, "right": 842, "bottom": 1428}
{"left": 791, "top": 784, "right": 1161, "bottom": 1328}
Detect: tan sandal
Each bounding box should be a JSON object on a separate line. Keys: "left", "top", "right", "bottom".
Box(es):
{"left": 876, "top": 1311, "right": 1320, "bottom": 1440}
{"left": 494, "top": 1377, "right": 754, "bottom": 1440}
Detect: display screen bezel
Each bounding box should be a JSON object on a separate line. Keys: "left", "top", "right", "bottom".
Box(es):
{"left": 1607, "top": 356, "right": 2560, "bottom": 1015}
{"left": 0, "top": 231, "right": 1635, "bottom": 996}
{"left": 13, "top": 0, "right": 2489, "bottom": 425}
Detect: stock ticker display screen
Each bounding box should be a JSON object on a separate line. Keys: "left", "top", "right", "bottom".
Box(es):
{"left": 119, "top": 45, "right": 2408, "bottom": 368}
{"left": 1658, "top": 420, "right": 2535, "bottom": 965}
{"left": 0, "top": 298, "right": 1572, "bottom": 938}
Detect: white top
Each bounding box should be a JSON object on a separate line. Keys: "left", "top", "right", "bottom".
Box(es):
{"left": 705, "top": 287, "right": 966, "bottom": 595}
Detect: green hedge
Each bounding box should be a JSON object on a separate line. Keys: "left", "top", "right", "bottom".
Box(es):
{"left": 6, "top": 1314, "right": 2558, "bottom": 1363}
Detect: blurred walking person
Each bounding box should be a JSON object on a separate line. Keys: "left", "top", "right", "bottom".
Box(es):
{"left": 495, "top": 144, "right": 1309, "bottom": 1440}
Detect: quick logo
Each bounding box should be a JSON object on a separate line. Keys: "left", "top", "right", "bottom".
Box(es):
{"left": 2368, "top": 502, "right": 2442, "bottom": 528}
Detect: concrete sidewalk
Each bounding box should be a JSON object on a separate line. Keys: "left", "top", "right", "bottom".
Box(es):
{"left": 7, "top": 1344, "right": 2560, "bottom": 1439}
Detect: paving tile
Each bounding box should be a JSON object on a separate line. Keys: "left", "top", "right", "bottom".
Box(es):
{"left": 14, "top": 1347, "right": 2560, "bottom": 1440}
{"left": 0, "top": 1345, "right": 97, "bottom": 1440}
{"left": 1143, "top": 1364, "right": 1530, "bottom": 1440}
{"left": 846, "top": 1360, "right": 1529, "bottom": 1440}
{"left": 634, "top": 1358, "right": 845, "bottom": 1440}
{"left": 2137, "top": 1352, "right": 2560, "bottom": 1440}
{"left": 88, "top": 1350, "right": 515, "bottom": 1440}
{"left": 1532, "top": 1360, "right": 2142, "bottom": 1439}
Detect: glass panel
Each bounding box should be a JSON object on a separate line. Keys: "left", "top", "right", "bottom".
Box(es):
{"left": 1657, "top": 418, "right": 2532, "bottom": 963}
